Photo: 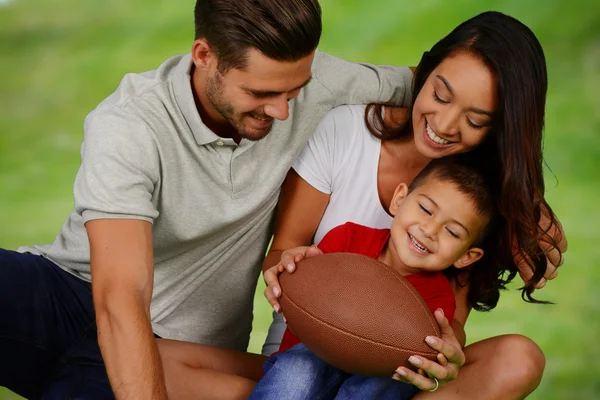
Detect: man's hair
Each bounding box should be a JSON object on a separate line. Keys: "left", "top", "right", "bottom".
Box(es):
{"left": 194, "top": 0, "right": 322, "bottom": 73}
{"left": 409, "top": 156, "right": 495, "bottom": 242}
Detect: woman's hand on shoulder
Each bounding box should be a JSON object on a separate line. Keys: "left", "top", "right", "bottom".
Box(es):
{"left": 514, "top": 209, "right": 568, "bottom": 288}
{"left": 392, "top": 309, "right": 465, "bottom": 392}
{"left": 263, "top": 245, "right": 323, "bottom": 313}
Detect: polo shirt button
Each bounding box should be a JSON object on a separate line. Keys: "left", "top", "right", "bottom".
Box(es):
{"left": 216, "top": 140, "right": 224, "bottom": 146}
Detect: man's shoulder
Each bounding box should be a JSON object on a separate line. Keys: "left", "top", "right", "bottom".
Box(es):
{"left": 95, "top": 54, "right": 186, "bottom": 116}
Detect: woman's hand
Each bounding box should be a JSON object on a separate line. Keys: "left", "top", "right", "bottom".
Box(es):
{"left": 263, "top": 245, "right": 323, "bottom": 313}
{"left": 392, "top": 309, "right": 465, "bottom": 391}
{"left": 514, "top": 210, "right": 568, "bottom": 289}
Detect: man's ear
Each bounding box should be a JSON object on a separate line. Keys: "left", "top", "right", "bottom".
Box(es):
{"left": 191, "top": 38, "right": 216, "bottom": 71}
{"left": 454, "top": 248, "right": 484, "bottom": 269}
{"left": 389, "top": 183, "right": 409, "bottom": 217}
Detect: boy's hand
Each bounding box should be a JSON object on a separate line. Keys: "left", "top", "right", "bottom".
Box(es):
{"left": 263, "top": 245, "right": 323, "bottom": 313}
{"left": 392, "top": 309, "right": 465, "bottom": 391}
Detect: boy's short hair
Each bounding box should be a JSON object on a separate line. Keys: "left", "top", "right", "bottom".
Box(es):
{"left": 194, "top": 0, "right": 322, "bottom": 73}
{"left": 409, "top": 156, "right": 496, "bottom": 243}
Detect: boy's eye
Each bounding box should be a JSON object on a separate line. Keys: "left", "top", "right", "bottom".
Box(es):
{"left": 419, "top": 204, "right": 431, "bottom": 215}
{"left": 446, "top": 228, "right": 459, "bottom": 238}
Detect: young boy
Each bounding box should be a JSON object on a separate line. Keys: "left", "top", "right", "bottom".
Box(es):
{"left": 252, "top": 158, "right": 496, "bottom": 399}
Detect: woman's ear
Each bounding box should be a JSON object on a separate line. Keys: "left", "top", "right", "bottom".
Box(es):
{"left": 389, "top": 183, "right": 409, "bottom": 217}
{"left": 454, "top": 248, "right": 484, "bottom": 269}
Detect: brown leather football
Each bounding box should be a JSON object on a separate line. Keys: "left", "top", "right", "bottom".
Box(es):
{"left": 278, "top": 252, "right": 441, "bottom": 377}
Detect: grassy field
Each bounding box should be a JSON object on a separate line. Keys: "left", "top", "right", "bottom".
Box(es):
{"left": 1, "top": 0, "right": 599, "bottom": 399}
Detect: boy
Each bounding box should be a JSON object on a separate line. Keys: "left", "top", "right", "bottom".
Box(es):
{"left": 254, "top": 158, "right": 495, "bottom": 399}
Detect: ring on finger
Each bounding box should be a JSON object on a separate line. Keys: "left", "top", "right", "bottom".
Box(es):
{"left": 428, "top": 377, "right": 439, "bottom": 392}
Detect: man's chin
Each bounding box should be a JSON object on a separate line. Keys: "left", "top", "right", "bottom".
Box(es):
{"left": 239, "top": 126, "right": 273, "bottom": 141}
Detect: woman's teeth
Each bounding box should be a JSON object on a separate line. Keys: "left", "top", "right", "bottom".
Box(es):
{"left": 426, "top": 123, "right": 451, "bottom": 145}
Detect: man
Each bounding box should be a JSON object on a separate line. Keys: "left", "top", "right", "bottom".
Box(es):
{"left": 0, "top": 0, "right": 412, "bottom": 398}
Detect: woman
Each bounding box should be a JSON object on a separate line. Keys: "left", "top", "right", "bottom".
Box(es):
{"left": 158, "top": 11, "right": 567, "bottom": 399}
{"left": 260, "top": 10, "right": 566, "bottom": 398}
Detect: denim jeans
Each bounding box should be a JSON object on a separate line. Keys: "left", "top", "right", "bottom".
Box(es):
{"left": 0, "top": 249, "right": 114, "bottom": 399}
{"left": 249, "top": 343, "right": 419, "bottom": 400}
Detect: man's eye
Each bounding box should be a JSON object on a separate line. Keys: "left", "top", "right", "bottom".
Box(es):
{"left": 419, "top": 204, "right": 431, "bottom": 215}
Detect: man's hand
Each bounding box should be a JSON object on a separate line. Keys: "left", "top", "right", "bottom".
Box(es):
{"left": 514, "top": 210, "right": 568, "bottom": 288}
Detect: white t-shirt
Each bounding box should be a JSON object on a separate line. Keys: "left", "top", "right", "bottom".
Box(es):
{"left": 262, "top": 105, "right": 394, "bottom": 355}
{"left": 294, "top": 104, "right": 393, "bottom": 244}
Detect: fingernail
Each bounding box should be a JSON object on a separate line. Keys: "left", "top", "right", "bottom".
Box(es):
{"left": 395, "top": 368, "right": 407, "bottom": 376}
{"left": 409, "top": 356, "right": 421, "bottom": 366}
{"left": 437, "top": 308, "right": 444, "bottom": 317}
{"left": 425, "top": 336, "right": 437, "bottom": 345}
{"left": 286, "top": 263, "right": 294, "bottom": 272}
{"left": 273, "top": 287, "right": 280, "bottom": 297}
{"left": 273, "top": 304, "right": 280, "bottom": 313}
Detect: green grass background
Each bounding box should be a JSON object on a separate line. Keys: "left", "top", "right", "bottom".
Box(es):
{"left": 1, "top": 0, "right": 598, "bottom": 398}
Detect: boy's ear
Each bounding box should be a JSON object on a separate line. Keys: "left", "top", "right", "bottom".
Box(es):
{"left": 453, "top": 248, "right": 484, "bottom": 269}
{"left": 389, "top": 183, "right": 409, "bottom": 217}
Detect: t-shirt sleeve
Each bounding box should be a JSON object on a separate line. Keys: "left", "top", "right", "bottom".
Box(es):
{"left": 316, "top": 223, "right": 350, "bottom": 254}
{"left": 74, "top": 104, "right": 160, "bottom": 224}
{"left": 312, "top": 51, "right": 413, "bottom": 108}
{"left": 292, "top": 105, "right": 360, "bottom": 195}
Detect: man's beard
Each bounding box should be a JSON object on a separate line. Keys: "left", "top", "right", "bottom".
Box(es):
{"left": 205, "top": 73, "right": 273, "bottom": 141}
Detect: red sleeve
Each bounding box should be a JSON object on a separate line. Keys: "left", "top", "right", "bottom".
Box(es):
{"left": 278, "top": 328, "right": 302, "bottom": 354}
{"left": 316, "top": 223, "right": 349, "bottom": 254}
{"left": 405, "top": 272, "right": 456, "bottom": 322}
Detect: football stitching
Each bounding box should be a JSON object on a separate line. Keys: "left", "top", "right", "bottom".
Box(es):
{"left": 281, "top": 292, "right": 438, "bottom": 358}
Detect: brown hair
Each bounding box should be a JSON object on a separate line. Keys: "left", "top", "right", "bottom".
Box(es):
{"left": 367, "top": 11, "right": 563, "bottom": 308}
{"left": 194, "top": 0, "right": 322, "bottom": 73}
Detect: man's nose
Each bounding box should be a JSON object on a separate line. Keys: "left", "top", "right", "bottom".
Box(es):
{"left": 264, "top": 96, "right": 290, "bottom": 121}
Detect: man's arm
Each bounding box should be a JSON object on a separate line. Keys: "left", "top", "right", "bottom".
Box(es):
{"left": 87, "top": 219, "right": 167, "bottom": 400}
{"left": 312, "top": 51, "right": 414, "bottom": 108}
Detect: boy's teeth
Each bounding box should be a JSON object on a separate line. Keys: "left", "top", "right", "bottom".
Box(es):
{"left": 410, "top": 234, "right": 428, "bottom": 253}
{"left": 427, "top": 123, "right": 451, "bottom": 145}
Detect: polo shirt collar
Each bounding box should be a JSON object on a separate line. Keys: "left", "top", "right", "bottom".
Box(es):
{"left": 172, "top": 53, "right": 225, "bottom": 146}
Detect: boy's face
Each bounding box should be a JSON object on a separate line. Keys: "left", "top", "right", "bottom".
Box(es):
{"left": 386, "top": 177, "right": 486, "bottom": 274}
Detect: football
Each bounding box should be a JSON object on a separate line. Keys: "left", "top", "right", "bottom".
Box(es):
{"left": 278, "top": 252, "right": 441, "bottom": 376}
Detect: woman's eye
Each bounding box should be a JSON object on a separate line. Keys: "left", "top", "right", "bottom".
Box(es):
{"left": 467, "top": 118, "right": 485, "bottom": 129}
{"left": 432, "top": 91, "right": 449, "bottom": 104}
{"left": 419, "top": 204, "right": 432, "bottom": 215}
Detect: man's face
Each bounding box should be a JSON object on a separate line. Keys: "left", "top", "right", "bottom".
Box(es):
{"left": 203, "top": 48, "right": 314, "bottom": 141}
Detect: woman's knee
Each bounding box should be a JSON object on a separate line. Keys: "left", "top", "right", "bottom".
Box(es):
{"left": 468, "top": 334, "right": 545, "bottom": 396}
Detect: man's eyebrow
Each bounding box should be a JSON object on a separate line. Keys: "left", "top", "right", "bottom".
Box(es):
{"left": 242, "top": 76, "right": 312, "bottom": 96}
{"left": 420, "top": 193, "right": 470, "bottom": 235}
{"left": 435, "top": 74, "right": 494, "bottom": 117}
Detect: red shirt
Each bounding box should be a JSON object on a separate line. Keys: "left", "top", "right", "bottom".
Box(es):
{"left": 278, "top": 222, "right": 456, "bottom": 353}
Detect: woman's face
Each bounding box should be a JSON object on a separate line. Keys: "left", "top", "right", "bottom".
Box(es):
{"left": 412, "top": 51, "right": 498, "bottom": 159}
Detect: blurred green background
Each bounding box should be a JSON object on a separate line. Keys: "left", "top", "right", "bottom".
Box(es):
{"left": 1, "top": 0, "right": 598, "bottom": 399}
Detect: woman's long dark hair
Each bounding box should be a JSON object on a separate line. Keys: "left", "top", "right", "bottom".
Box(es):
{"left": 366, "top": 11, "right": 562, "bottom": 311}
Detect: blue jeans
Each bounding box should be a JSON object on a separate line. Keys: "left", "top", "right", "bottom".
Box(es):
{"left": 249, "top": 343, "right": 419, "bottom": 400}
{"left": 0, "top": 249, "right": 114, "bottom": 399}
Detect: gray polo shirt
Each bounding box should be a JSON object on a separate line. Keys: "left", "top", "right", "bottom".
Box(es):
{"left": 20, "top": 51, "right": 412, "bottom": 350}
